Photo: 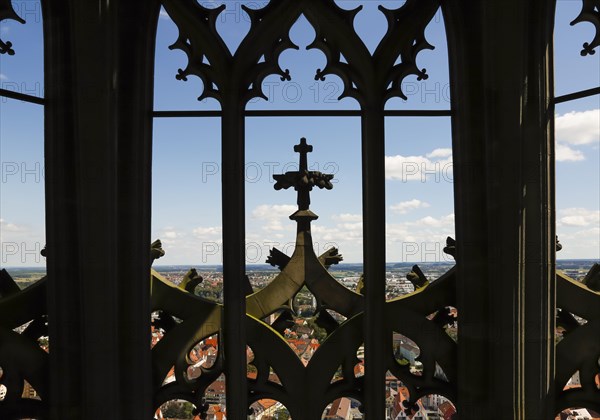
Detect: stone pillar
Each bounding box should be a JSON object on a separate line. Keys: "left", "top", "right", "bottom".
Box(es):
{"left": 43, "top": 1, "right": 160, "bottom": 418}
{"left": 442, "top": 0, "right": 556, "bottom": 418}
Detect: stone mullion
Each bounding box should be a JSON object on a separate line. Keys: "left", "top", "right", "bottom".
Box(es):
{"left": 43, "top": 2, "right": 81, "bottom": 417}
{"left": 43, "top": 0, "right": 158, "bottom": 419}
{"left": 361, "top": 103, "right": 387, "bottom": 419}
{"left": 444, "top": 0, "right": 556, "bottom": 418}
{"left": 442, "top": 2, "right": 496, "bottom": 415}
{"left": 221, "top": 98, "right": 248, "bottom": 420}
{"left": 521, "top": 1, "right": 556, "bottom": 417}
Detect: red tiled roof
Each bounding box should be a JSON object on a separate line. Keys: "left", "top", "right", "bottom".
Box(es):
{"left": 204, "top": 337, "right": 218, "bottom": 347}
{"left": 259, "top": 398, "right": 278, "bottom": 410}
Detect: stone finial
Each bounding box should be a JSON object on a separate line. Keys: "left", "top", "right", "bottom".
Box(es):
{"left": 443, "top": 237, "right": 456, "bottom": 259}
{"left": 582, "top": 263, "right": 600, "bottom": 292}
{"left": 151, "top": 239, "right": 165, "bottom": 266}
{"left": 406, "top": 265, "right": 428, "bottom": 289}
{"left": 556, "top": 236, "right": 562, "bottom": 252}
{"left": 273, "top": 138, "right": 334, "bottom": 211}
{"left": 266, "top": 247, "right": 291, "bottom": 270}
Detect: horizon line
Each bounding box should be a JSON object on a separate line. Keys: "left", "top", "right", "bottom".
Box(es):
{"left": 2, "top": 258, "right": 598, "bottom": 271}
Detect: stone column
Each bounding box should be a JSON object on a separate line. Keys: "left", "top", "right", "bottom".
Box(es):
{"left": 442, "top": 0, "right": 556, "bottom": 418}
{"left": 43, "top": 1, "right": 160, "bottom": 418}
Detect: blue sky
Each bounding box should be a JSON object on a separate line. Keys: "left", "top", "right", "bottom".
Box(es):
{"left": 0, "top": 0, "right": 598, "bottom": 267}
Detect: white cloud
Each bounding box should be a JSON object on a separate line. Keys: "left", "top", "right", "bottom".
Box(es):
{"left": 162, "top": 231, "right": 180, "bottom": 239}
{"left": 386, "top": 214, "right": 455, "bottom": 242}
{"left": 426, "top": 148, "right": 452, "bottom": 159}
{"left": 0, "top": 73, "right": 7, "bottom": 80}
{"left": 302, "top": 213, "right": 364, "bottom": 245}
{"left": 556, "top": 227, "right": 600, "bottom": 259}
{"left": 148, "top": 225, "right": 227, "bottom": 265}
{"left": 558, "top": 208, "right": 600, "bottom": 227}
{"left": 311, "top": 224, "right": 362, "bottom": 244}
{"left": 155, "top": 228, "right": 186, "bottom": 247}
{"left": 0, "top": 218, "right": 22, "bottom": 232}
{"left": 555, "top": 109, "right": 600, "bottom": 146}
{"left": 308, "top": 212, "right": 456, "bottom": 263}
{"left": 251, "top": 204, "right": 296, "bottom": 219}
{"left": 556, "top": 208, "right": 600, "bottom": 259}
{"left": 339, "top": 222, "right": 363, "bottom": 231}
{"left": 385, "top": 214, "right": 456, "bottom": 262}
{"left": 555, "top": 143, "right": 585, "bottom": 162}
{"left": 251, "top": 204, "right": 296, "bottom": 232}
{"left": 390, "top": 199, "right": 430, "bottom": 214}
{"left": 335, "top": 213, "right": 362, "bottom": 222}
{"left": 385, "top": 150, "right": 453, "bottom": 182}
{"left": 0, "top": 219, "right": 46, "bottom": 266}
{"left": 192, "top": 226, "right": 222, "bottom": 238}
{"left": 410, "top": 213, "right": 455, "bottom": 228}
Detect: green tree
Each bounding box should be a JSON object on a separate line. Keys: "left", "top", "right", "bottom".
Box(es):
{"left": 274, "top": 408, "right": 290, "bottom": 419}
{"left": 306, "top": 318, "right": 328, "bottom": 343}
{"left": 161, "top": 400, "right": 194, "bottom": 419}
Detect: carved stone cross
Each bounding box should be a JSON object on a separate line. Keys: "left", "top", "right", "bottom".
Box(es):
{"left": 294, "top": 137, "right": 313, "bottom": 172}
{"left": 273, "top": 138, "right": 334, "bottom": 211}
